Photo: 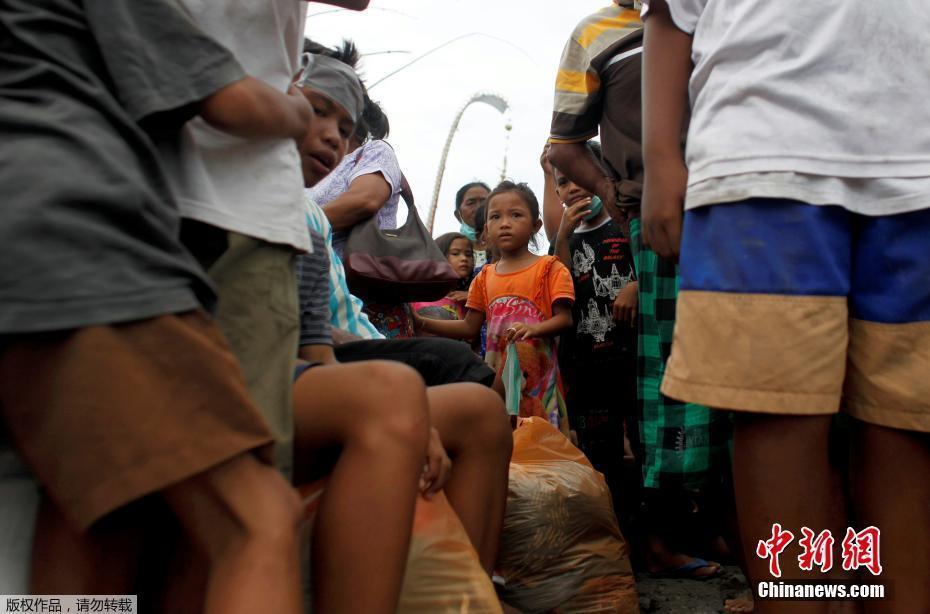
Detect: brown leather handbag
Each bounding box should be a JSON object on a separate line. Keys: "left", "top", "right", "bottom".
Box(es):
{"left": 343, "top": 182, "right": 460, "bottom": 303}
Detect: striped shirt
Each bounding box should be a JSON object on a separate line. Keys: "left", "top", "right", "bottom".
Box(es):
{"left": 549, "top": 2, "right": 644, "bottom": 192}
{"left": 296, "top": 231, "right": 332, "bottom": 346}
{"left": 303, "top": 196, "right": 384, "bottom": 341}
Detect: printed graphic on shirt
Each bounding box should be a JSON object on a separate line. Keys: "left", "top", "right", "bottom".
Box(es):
{"left": 593, "top": 263, "right": 634, "bottom": 299}
{"left": 484, "top": 296, "right": 566, "bottom": 430}
{"left": 569, "top": 220, "right": 636, "bottom": 357}
{"left": 572, "top": 241, "right": 595, "bottom": 276}
{"left": 577, "top": 298, "right": 616, "bottom": 343}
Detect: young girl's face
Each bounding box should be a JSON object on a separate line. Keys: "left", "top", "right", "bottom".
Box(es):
{"left": 486, "top": 192, "right": 541, "bottom": 254}
{"left": 446, "top": 238, "right": 475, "bottom": 279}
{"left": 553, "top": 167, "right": 592, "bottom": 207}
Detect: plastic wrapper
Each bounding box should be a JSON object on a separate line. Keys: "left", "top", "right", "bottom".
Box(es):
{"left": 300, "top": 482, "right": 502, "bottom": 613}
{"left": 496, "top": 418, "right": 639, "bottom": 613}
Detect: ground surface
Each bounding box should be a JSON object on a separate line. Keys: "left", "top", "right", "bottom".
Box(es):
{"left": 635, "top": 566, "right": 750, "bottom": 613}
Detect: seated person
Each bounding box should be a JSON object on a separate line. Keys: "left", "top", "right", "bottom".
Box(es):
{"left": 292, "top": 56, "right": 512, "bottom": 580}
{"left": 296, "top": 48, "right": 495, "bottom": 388}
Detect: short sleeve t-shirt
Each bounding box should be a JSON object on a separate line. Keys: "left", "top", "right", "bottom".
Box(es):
{"left": 171, "top": 0, "right": 311, "bottom": 250}
{"left": 0, "top": 0, "right": 243, "bottom": 333}
{"left": 645, "top": 0, "right": 930, "bottom": 215}
{"left": 310, "top": 140, "right": 403, "bottom": 256}
{"left": 466, "top": 256, "right": 575, "bottom": 321}
{"left": 549, "top": 3, "right": 644, "bottom": 199}
{"left": 568, "top": 217, "right": 636, "bottom": 359}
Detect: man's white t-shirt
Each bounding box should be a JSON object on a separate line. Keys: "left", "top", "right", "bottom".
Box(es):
{"left": 174, "top": 0, "right": 311, "bottom": 251}
{"left": 652, "top": 0, "right": 930, "bottom": 215}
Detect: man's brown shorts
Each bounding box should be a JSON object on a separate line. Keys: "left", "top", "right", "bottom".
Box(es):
{"left": 0, "top": 311, "right": 273, "bottom": 531}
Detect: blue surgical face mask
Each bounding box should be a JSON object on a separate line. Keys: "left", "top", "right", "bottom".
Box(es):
{"left": 459, "top": 222, "right": 477, "bottom": 242}
{"left": 584, "top": 195, "right": 603, "bottom": 221}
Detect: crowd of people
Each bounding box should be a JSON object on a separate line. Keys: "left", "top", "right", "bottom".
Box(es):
{"left": 1, "top": 0, "right": 928, "bottom": 613}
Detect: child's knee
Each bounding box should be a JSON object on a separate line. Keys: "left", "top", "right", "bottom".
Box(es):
{"left": 356, "top": 361, "right": 430, "bottom": 448}
{"left": 453, "top": 384, "right": 513, "bottom": 452}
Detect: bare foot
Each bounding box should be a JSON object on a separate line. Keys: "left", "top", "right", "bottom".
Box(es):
{"left": 724, "top": 590, "right": 754, "bottom": 612}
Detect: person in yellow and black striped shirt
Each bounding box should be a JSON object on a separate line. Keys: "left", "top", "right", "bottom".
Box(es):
{"left": 548, "top": 1, "right": 643, "bottom": 225}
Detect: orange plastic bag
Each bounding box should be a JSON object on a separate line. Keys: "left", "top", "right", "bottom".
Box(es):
{"left": 496, "top": 418, "right": 639, "bottom": 613}
{"left": 299, "top": 482, "right": 502, "bottom": 613}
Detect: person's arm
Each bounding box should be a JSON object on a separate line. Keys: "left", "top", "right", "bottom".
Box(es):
{"left": 540, "top": 144, "right": 563, "bottom": 242}
{"left": 553, "top": 198, "right": 591, "bottom": 269}
{"left": 547, "top": 142, "right": 617, "bottom": 218}
{"left": 641, "top": 0, "right": 693, "bottom": 261}
{"left": 199, "top": 78, "right": 312, "bottom": 142}
{"left": 505, "top": 301, "right": 573, "bottom": 342}
{"left": 415, "top": 309, "right": 485, "bottom": 340}
{"left": 298, "top": 344, "right": 338, "bottom": 364}
{"left": 323, "top": 173, "right": 392, "bottom": 231}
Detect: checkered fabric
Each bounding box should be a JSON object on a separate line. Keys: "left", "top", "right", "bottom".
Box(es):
{"left": 628, "top": 217, "right": 730, "bottom": 490}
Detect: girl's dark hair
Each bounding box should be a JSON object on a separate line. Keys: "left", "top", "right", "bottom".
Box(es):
{"left": 454, "top": 181, "right": 491, "bottom": 212}
{"left": 434, "top": 232, "right": 470, "bottom": 256}
{"left": 473, "top": 201, "right": 488, "bottom": 236}
{"left": 486, "top": 180, "right": 540, "bottom": 221}
{"left": 354, "top": 94, "right": 389, "bottom": 143}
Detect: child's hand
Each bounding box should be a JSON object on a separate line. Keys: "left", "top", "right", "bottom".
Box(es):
{"left": 540, "top": 143, "right": 553, "bottom": 177}
{"left": 642, "top": 158, "right": 687, "bottom": 261}
{"left": 612, "top": 281, "right": 638, "bottom": 326}
{"left": 505, "top": 322, "right": 539, "bottom": 342}
{"left": 420, "top": 427, "right": 451, "bottom": 499}
{"left": 557, "top": 198, "right": 592, "bottom": 239}
{"left": 446, "top": 290, "right": 469, "bottom": 303}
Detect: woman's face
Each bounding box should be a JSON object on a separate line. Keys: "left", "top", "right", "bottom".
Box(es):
{"left": 445, "top": 238, "right": 475, "bottom": 279}
{"left": 457, "top": 186, "right": 489, "bottom": 228}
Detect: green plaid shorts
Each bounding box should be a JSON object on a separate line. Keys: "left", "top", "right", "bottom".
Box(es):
{"left": 629, "top": 217, "right": 730, "bottom": 490}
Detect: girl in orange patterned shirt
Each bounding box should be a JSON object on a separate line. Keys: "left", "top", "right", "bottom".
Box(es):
{"left": 415, "top": 181, "right": 575, "bottom": 433}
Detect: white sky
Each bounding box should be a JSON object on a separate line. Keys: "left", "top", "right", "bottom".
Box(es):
{"left": 307, "top": 0, "right": 610, "bottom": 251}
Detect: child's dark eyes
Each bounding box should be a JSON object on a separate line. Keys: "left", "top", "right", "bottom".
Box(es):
{"left": 313, "top": 106, "right": 327, "bottom": 117}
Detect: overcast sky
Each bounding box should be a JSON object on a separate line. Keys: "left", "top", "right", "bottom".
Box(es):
{"left": 307, "top": 0, "right": 610, "bottom": 250}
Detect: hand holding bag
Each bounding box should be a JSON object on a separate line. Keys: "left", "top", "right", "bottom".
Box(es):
{"left": 343, "top": 181, "right": 460, "bottom": 303}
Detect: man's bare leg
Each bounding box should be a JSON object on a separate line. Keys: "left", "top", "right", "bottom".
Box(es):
{"left": 732, "top": 413, "right": 849, "bottom": 614}
{"left": 852, "top": 421, "right": 930, "bottom": 614}
{"left": 162, "top": 454, "right": 303, "bottom": 614}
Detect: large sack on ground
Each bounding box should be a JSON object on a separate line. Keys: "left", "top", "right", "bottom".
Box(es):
{"left": 300, "top": 482, "right": 502, "bottom": 613}
{"left": 496, "top": 417, "right": 639, "bottom": 613}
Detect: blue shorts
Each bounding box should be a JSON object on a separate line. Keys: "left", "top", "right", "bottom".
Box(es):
{"left": 663, "top": 199, "right": 930, "bottom": 432}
